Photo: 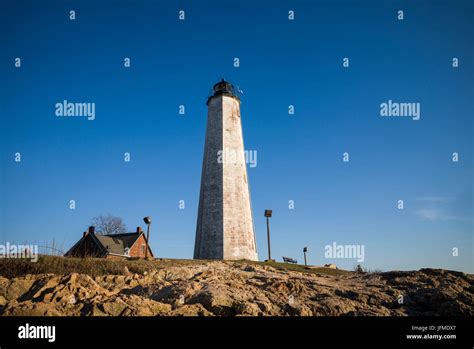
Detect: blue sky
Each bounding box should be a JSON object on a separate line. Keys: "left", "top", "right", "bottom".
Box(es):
{"left": 1, "top": 0, "right": 472, "bottom": 272}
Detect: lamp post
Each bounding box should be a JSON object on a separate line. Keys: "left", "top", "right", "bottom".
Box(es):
{"left": 264, "top": 209, "right": 273, "bottom": 262}
{"left": 303, "top": 247, "right": 308, "bottom": 267}
{"left": 143, "top": 216, "right": 152, "bottom": 259}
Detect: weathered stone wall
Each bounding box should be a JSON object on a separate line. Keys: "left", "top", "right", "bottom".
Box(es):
{"left": 194, "top": 96, "right": 224, "bottom": 259}
{"left": 194, "top": 94, "right": 258, "bottom": 261}
{"left": 221, "top": 96, "right": 257, "bottom": 260}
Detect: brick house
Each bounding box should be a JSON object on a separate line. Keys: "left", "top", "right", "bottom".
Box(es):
{"left": 65, "top": 226, "right": 154, "bottom": 259}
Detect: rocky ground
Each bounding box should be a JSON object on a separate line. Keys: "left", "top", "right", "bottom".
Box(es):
{"left": 0, "top": 259, "right": 472, "bottom": 316}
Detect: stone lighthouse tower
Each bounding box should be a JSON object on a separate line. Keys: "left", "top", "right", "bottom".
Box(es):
{"left": 194, "top": 79, "right": 258, "bottom": 261}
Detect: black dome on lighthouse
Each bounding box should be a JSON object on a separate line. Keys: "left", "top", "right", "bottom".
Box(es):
{"left": 213, "top": 78, "right": 234, "bottom": 95}
{"left": 207, "top": 78, "right": 239, "bottom": 104}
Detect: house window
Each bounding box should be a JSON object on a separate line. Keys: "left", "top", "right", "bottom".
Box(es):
{"left": 141, "top": 244, "right": 146, "bottom": 255}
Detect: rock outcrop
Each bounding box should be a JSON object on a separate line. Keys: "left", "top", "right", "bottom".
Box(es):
{"left": 0, "top": 261, "right": 472, "bottom": 316}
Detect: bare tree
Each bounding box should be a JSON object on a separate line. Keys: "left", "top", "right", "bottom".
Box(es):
{"left": 91, "top": 214, "right": 127, "bottom": 235}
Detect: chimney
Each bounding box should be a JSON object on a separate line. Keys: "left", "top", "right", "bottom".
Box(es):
{"left": 83, "top": 231, "right": 88, "bottom": 238}
{"left": 136, "top": 226, "right": 143, "bottom": 234}
{"left": 88, "top": 226, "right": 95, "bottom": 234}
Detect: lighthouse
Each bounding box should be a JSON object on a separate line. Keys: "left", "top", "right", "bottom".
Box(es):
{"left": 194, "top": 79, "right": 258, "bottom": 261}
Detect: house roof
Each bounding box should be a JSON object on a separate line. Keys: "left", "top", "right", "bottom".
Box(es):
{"left": 94, "top": 232, "right": 143, "bottom": 255}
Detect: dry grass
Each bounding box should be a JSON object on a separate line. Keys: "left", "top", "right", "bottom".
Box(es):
{"left": 248, "top": 260, "right": 351, "bottom": 276}
{"left": 0, "top": 255, "right": 351, "bottom": 279}
{"left": 0, "top": 255, "right": 200, "bottom": 279}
